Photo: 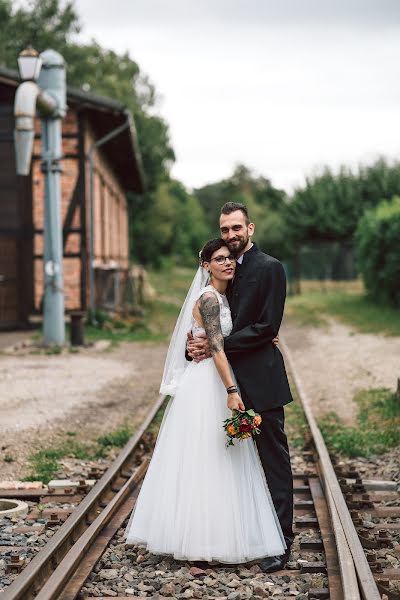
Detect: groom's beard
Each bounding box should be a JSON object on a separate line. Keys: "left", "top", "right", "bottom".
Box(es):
{"left": 227, "top": 235, "right": 249, "bottom": 256}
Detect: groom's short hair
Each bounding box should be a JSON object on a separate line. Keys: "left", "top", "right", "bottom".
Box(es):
{"left": 220, "top": 202, "right": 250, "bottom": 225}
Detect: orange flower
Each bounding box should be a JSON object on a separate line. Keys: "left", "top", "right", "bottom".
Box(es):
{"left": 240, "top": 432, "right": 252, "bottom": 439}
{"left": 254, "top": 415, "right": 262, "bottom": 427}
{"left": 227, "top": 423, "right": 238, "bottom": 436}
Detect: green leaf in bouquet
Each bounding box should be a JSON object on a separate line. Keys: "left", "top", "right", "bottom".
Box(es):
{"left": 246, "top": 409, "right": 256, "bottom": 417}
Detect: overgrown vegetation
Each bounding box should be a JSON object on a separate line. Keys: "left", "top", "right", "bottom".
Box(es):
{"left": 283, "top": 381, "right": 399, "bottom": 458}
{"left": 286, "top": 285, "right": 400, "bottom": 336}
{"left": 23, "top": 439, "right": 92, "bottom": 483}
{"left": 23, "top": 401, "right": 169, "bottom": 483}
{"left": 284, "top": 374, "right": 309, "bottom": 449}
{"left": 285, "top": 400, "right": 309, "bottom": 449}
{"left": 355, "top": 197, "right": 400, "bottom": 307}
{"left": 80, "top": 268, "right": 194, "bottom": 346}
{"left": 318, "top": 387, "right": 400, "bottom": 457}
{"left": 97, "top": 426, "right": 134, "bottom": 450}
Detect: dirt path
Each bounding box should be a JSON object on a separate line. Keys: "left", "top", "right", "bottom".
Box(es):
{"left": 282, "top": 316, "right": 400, "bottom": 425}
{"left": 1, "top": 314, "right": 399, "bottom": 480}
{"left": 0, "top": 341, "right": 168, "bottom": 480}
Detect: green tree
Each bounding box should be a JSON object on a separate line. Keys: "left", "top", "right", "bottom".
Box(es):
{"left": 0, "top": 0, "right": 79, "bottom": 62}
{"left": 355, "top": 197, "right": 400, "bottom": 306}
{"left": 0, "top": 0, "right": 175, "bottom": 192}
{"left": 194, "top": 164, "right": 288, "bottom": 254}
{"left": 129, "top": 180, "right": 208, "bottom": 268}
{"left": 286, "top": 158, "right": 400, "bottom": 245}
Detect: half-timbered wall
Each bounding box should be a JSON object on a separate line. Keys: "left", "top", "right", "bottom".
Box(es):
{"left": 32, "top": 112, "right": 130, "bottom": 313}
{"left": 1, "top": 72, "right": 134, "bottom": 327}
{"left": 32, "top": 109, "right": 83, "bottom": 311}
{"left": 84, "top": 121, "right": 129, "bottom": 270}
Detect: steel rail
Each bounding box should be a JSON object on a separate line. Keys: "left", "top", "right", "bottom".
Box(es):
{"left": 36, "top": 458, "right": 150, "bottom": 600}
{"left": 281, "top": 336, "right": 381, "bottom": 600}
{"left": 3, "top": 393, "right": 167, "bottom": 600}
{"left": 316, "top": 462, "right": 360, "bottom": 600}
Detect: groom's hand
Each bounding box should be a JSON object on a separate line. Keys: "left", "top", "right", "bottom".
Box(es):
{"left": 187, "top": 331, "right": 211, "bottom": 362}
{"left": 273, "top": 335, "right": 279, "bottom": 346}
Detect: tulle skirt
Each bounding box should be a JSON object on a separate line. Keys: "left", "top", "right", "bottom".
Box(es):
{"left": 124, "top": 358, "right": 286, "bottom": 563}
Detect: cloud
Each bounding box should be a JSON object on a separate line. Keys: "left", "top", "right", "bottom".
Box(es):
{"left": 74, "top": 0, "right": 400, "bottom": 191}
{"left": 76, "top": 0, "right": 400, "bottom": 30}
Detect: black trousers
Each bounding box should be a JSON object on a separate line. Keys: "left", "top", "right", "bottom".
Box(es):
{"left": 255, "top": 406, "right": 294, "bottom": 551}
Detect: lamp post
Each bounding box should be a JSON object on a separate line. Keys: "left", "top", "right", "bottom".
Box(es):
{"left": 14, "top": 46, "right": 66, "bottom": 346}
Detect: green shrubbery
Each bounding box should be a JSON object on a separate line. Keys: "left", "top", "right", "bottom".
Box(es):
{"left": 355, "top": 197, "right": 400, "bottom": 307}
{"left": 318, "top": 387, "right": 400, "bottom": 457}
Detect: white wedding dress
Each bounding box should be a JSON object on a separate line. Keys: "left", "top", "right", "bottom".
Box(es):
{"left": 124, "top": 285, "right": 286, "bottom": 563}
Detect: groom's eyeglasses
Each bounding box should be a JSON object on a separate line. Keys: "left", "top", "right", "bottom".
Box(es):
{"left": 211, "top": 255, "right": 237, "bottom": 265}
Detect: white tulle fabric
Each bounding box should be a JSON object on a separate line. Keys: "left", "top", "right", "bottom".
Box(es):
{"left": 124, "top": 286, "right": 286, "bottom": 563}
{"left": 159, "top": 266, "right": 209, "bottom": 397}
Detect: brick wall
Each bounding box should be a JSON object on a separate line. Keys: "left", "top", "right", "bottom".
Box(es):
{"left": 84, "top": 120, "right": 129, "bottom": 269}
{"left": 32, "top": 109, "right": 129, "bottom": 312}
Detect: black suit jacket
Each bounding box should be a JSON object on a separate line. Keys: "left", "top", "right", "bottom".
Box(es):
{"left": 224, "top": 244, "right": 293, "bottom": 412}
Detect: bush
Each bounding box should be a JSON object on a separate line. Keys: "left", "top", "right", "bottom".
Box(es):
{"left": 355, "top": 196, "right": 400, "bottom": 306}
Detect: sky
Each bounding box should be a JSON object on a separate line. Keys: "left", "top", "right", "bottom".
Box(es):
{"left": 74, "top": 0, "right": 400, "bottom": 193}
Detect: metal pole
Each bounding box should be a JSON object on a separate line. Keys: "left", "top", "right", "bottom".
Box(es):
{"left": 88, "top": 114, "right": 131, "bottom": 325}
{"left": 38, "top": 49, "right": 67, "bottom": 345}
{"left": 89, "top": 145, "right": 96, "bottom": 325}
{"left": 14, "top": 48, "right": 66, "bottom": 346}
{"left": 41, "top": 117, "right": 65, "bottom": 345}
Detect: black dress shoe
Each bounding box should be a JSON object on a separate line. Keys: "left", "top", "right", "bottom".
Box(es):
{"left": 260, "top": 549, "right": 291, "bottom": 573}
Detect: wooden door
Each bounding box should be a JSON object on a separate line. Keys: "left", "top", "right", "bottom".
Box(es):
{"left": 0, "top": 238, "right": 18, "bottom": 326}
{"left": 0, "top": 102, "right": 33, "bottom": 327}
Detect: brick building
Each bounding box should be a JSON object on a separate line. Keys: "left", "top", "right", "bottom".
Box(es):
{"left": 0, "top": 66, "right": 144, "bottom": 329}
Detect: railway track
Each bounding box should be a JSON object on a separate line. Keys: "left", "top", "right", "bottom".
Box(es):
{"left": 0, "top": 344, "right": 399, "bottom": 600}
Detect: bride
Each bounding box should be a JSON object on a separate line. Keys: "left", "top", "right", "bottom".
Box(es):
{"left": 124, "top": 239, "right": 286, "bottom": 563}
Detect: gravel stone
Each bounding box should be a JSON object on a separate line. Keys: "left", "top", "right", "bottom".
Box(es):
{"left": 98, "top": 568, "right": 119, "bottom": 580}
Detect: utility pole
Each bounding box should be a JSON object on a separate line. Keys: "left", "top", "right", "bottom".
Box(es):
{"left": 14, "top": 47, "right": 67, "bottom": 345}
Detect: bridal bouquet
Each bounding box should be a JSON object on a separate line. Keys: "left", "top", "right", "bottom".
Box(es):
{"left": 223, "top": 409, "right": 262, "bottom": 447}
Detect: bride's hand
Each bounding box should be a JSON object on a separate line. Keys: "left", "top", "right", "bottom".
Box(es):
{"left": 273, "top": 335, "right": 279, "bottom": 346}
{"left": 227, "top": 392, "right": 245, "bottom": 412}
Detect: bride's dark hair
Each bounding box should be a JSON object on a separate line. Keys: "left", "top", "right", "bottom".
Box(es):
{"left": 200, "top": 239, "right": 228, "bottom": 264}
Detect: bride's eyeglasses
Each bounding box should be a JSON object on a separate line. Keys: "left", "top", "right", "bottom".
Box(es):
{"left": 211, "top": 255, "right": 237, "bottom": 265}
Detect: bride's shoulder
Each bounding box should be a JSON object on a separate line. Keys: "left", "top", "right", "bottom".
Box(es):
{"left": 197, "top": 286, "right": 220, "bottom": 304}
{"left": 198, "top": 284, "right": 215, "bottom": 295}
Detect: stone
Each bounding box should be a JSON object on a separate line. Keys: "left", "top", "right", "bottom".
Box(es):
{"left": 227, "top": 593, "right": 240, "bottom": 600}
{"left": 190, "top": 566, "right": 207, "bottom": 577}
{"left": 253, "top": 585, "right": 269, "bottom": 597}
{"left": 136, "top": 554, "right": 146, "bottom": 564}
{"left": 93, "top": 340, "right": 112, "bottom": 351}
{"left": 250, "top": 564, "right": 262, "bottom": 574}
{"left": 137, "top": 581, "right": 154, "bottom": 592}
{"left": 160, "top": 581, "right": 176, "bottom": 596}
{"left": 239, "top": 568, "right": 253, "bottom": 577}
{"left": 98, "top": 569, "right": 119, "bottom": 580}
{"left": 271, "top": 588, "right": 283, "bottom": 596}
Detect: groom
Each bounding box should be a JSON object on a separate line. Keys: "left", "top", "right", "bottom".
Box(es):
{"left": 188, "top": 201, "right": 294, "bottom": 572}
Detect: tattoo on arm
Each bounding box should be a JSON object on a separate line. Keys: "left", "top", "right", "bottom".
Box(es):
{"left": 199, "top": 292, "right": 224, "bottom": 354}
